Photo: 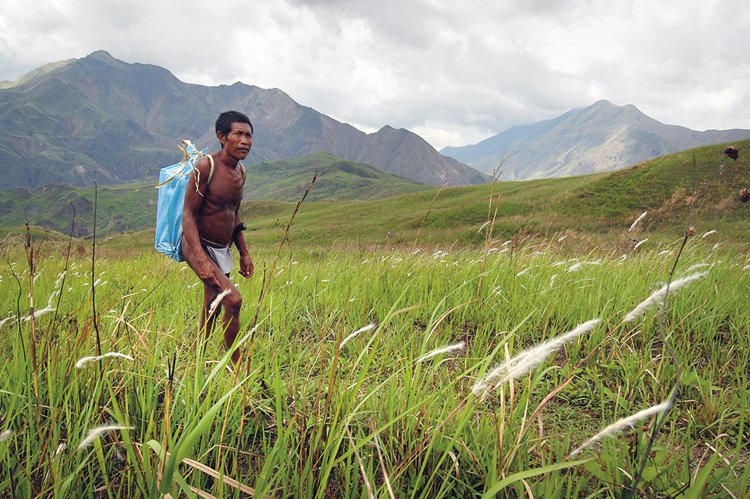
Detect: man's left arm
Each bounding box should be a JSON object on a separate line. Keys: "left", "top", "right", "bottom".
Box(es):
{"left": 233, "top": 215, "right": 254, "bottom": 279}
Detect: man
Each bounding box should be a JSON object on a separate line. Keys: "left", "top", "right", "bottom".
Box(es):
{"left": 182, "top": 111, "right": 254, "bottom": 363}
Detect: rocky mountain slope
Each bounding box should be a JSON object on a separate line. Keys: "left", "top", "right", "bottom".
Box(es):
{"left": 442, "top": 100, "right": 750, "bottom": 179}
{"left": 0, "top": 51, "right": 488, "bottom": 189}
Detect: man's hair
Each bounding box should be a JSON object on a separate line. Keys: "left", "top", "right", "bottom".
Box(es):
{"left": 215, "top": 111, "right": 253, "bottom": 137}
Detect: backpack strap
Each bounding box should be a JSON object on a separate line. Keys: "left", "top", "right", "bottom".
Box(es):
{"left": 196, "top": 154, "right": 215, "bottom": 197}
{"left": 207, "top": 154, "right": 215, "bottom": 184}
{"left": 239, "top": 162, "right": 246, "bottom": 186}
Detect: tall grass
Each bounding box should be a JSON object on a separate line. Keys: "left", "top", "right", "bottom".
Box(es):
{"left": 0, "top": 234, "right": 748, "bottom": 497}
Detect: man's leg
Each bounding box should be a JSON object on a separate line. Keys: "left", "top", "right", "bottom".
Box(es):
{"left": 202, "top": 280, "right": 242, "bottom": 363}
{"left": 201, "top": 285, "right": 222, "bottom": 337}
{"left": 219, "top": 283, "right": 243, "bottom": 364}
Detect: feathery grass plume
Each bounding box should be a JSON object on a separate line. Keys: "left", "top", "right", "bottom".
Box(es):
{"left": 629, "top": 211, "right": 648, "bottom": 231}
{"left": 416, "top": 341, "right": 465, "bottom": 363}
{"left": 570, "top": 401, "right": 669, "bottom": 456}
{"left": 340, "top": 324, "right": 376, "bottom": 348}
{"left": 633, "top": 238, "right": 649, "bottom": 251}
{"left": 623, "top": 271, "right": 708, "bottom": 323}
{"left": 0, "top": 429, "right": 12, "bottom": 442}
{"left": 472, "top": 319, "right": 601, "bottom": 397}
{"left": 208, "top": 288, "right": 231, "bottom": 317}
{"left": 75, "top": 351, "right": 134, "bottom": 369}
{"left": 549, "top": 274, "right": 558, "bottom": 288}
{"left": 567, "top": 262, "right": 583, "bottom": 272}
{"left": 701, "top": 229, "right": 717, "bottom": 238}
{"left": 23, "top": 287, "right": 61, "bottom": 321}
{"left": 77, "top": 424, "right": 133, "bottom": 450}
{"left": 516, "top": 267, "right": 531, "bottom": 277}
{"left": 0, "top": 315, "right": 15, "bottom": 328}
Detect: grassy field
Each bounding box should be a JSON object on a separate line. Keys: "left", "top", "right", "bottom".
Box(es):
{"left": 1, "top": 221, "right": 748, "bottom": 496}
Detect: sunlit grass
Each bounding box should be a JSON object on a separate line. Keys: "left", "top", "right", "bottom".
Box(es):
{"left": 1, "top": 234, "right": 748, "bottom": 497}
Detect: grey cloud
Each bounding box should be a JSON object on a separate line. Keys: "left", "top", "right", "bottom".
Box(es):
{"left": 2, "top": 0, "right": 749, "bottom": 149}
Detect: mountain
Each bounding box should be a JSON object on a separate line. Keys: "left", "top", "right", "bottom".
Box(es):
{"left": 0, "top": 50, "right": 488, "bottom": 189}
{"left": 441, "top": 100, "right": 750, "bottom": 179}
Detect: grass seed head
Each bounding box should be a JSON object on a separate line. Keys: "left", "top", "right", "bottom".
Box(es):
{"left": 628, "top": 211, "right": 647, "bottom": 231}
{"left": 570, "top": 401, "right": 669, "bottom": 456}
{"left": 340, "top": 323, "right": 376, "bottom": 348}
{"left": 472, "top": 319, "right": 601, "bottom": 397}
{"left": 416, "top": 341, "right": 466, "bottom": 363}
{"left": 623, "top": 271, "right": 708, "bottom": 323}
{"left": 77, "top": 425, "right": 134, "bottom": 450}
{"left": 75, "top": 352, "right": 135, "bottom": 369}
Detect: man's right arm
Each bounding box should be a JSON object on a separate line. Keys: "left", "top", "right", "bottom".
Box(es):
{"left": 182, "top": 157, "right": 222, "bottom": 288}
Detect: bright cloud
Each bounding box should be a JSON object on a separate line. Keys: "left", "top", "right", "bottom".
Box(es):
{"left": 1, "top": 0, "right": 748, "bottom": 150}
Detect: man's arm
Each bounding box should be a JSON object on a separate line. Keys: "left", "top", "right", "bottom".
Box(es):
{"left": 182, "top": 157, "right": 223, "bottom": 288}
{"left": 233, "top": 213, "right": 254, "bottom": 279}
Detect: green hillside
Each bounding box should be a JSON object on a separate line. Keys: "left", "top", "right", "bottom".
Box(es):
{"left": 2, "top": 140, "right": 748, "bottom": 248}
{"left": 239, "top": 139, "right": 750, "bottom": 248}
{"left": 0, "top": 153, "right": 432, "bottom": 235}
{"left": 246, "top": 152, "right": 434, "bottom": 201}
{"left": 0, "top": 182, "right": 154, "bottom": 237}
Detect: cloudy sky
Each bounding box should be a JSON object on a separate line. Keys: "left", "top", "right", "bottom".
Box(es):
{"left": 2, "top": 0, "right": 748, "bottom": 150}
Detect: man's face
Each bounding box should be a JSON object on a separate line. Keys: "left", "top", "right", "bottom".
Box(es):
{"left": 220, "top": 122, "right": 253, "bottom": 160}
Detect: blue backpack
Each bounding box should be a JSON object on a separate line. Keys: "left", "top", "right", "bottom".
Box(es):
{"left": 155, "top": 140, "right": 214, "bottom": 262}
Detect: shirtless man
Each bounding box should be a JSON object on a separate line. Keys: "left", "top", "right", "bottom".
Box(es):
{"left": 182, "top": 111, "right": 254, "bottom": 363}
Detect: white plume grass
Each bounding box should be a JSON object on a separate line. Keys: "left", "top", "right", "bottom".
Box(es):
{"left": 75, "top": 352, "right": 134, "bottom": 369}
{"left": 516, "top": 267, "right": 531, "bottom": 277}
{"left": 701, "top": 230, "right": 717, "bottom": 238}
{"left": 633, "top": 238, "right": 648, "bottom": 251}
{"left": 623, "top": 271, "right": 708, "bottom": 323}
{"left": 472, "top": 319, "right": 601, "bottom": 397}
{"left": 207, "top": 288, "right": 231, "bottom": 317}
{"left": 0, "top": 429, "right": 12, "bottom": 442}
{"left": 23, "top": 287, "right": 61, "bottom": 321}
{"left": 77, "top": 424, "right": 133, "bottom": 450}
{"left": 629, "top": 211, "right": 647, "bottom": 231}
{"left": 570, "top": 401, "right": 669, "bottom": 456}
{"left": 416, "top": 341, "right": 466, "bottom": 363}
{"left": 0, "top": 315, "right": 16, "bottom": 328}
{"left": 567, "top": 263, "right": 583, "bottom": 273}
{"left": 340, "top": 324, "right": 376, "bottom": 348}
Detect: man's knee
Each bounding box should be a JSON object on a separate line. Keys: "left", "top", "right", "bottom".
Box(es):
{"left": 224, "top": 290, "right": 243, "bottom": 314}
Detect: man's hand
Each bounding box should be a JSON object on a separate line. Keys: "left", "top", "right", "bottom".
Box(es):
{"left": 198, "top": 263, "right": 223, "bottom": 289}
{"left": 239, "top": 253, "right": 254, "bottom": 278}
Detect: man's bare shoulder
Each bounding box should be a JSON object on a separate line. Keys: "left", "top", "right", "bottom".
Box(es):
{"left": 189, "top": 153, "right": 220, "bottom": 184}
{"left": 196, "top": 153, "right": 219, "bottom": 174}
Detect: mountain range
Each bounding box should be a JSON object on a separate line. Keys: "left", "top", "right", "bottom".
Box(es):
{"left": 441, "top": 100, "right": 750, "bottom": 179}
{"left": 0, "top": 51, "right": 488, "bottom": 189}
{"left": 2, "top": 50, "right": 749, "bottom": 192}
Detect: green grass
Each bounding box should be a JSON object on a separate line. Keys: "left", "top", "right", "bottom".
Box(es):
{"left": 0, "top": 227, "right": 748, "bottom": 497}
{"left": 247, "top": 152, "right": 434, "bottom": 201}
